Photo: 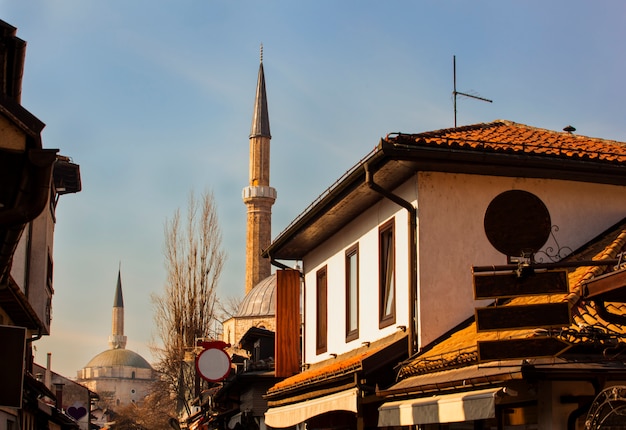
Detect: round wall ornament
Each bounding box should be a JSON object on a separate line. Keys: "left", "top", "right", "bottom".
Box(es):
{"left": 484, "top": 190, "right": 551, "bottom": 258}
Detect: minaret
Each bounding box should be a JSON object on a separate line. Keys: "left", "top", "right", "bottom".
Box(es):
{"left": 242, "top": 45, "right": 276, "bottom": 294}
{"left": 108, "top": 270, "right": 127, "bottom": 349}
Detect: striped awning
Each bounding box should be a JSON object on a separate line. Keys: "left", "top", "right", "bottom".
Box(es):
{"left": 265, "top": 388, "right": 358, "bottom": 428}
{"left": 378, "top": 387, "right": 501, "bottom": 426}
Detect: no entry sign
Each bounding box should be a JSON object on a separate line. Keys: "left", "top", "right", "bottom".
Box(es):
{"left": 195, "top": 340, "right": 231, "bottom": 382}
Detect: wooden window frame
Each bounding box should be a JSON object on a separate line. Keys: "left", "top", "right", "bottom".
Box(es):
{"left": 316, "top": 266, "right": 328, "bottom": 354}
{"left": 345, "top": 244, "right": 359, "bottom": 342}
{"left": 379, "top": 218, "right": 396, "bottom": 328}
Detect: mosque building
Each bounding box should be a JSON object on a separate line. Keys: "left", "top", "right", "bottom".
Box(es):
{"left": 77, "top": 271, "right": 155, "bottom": 410}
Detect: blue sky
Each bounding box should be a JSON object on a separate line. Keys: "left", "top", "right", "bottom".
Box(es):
{"left": 3, "top": 1, "right": 625, "bottom": 377}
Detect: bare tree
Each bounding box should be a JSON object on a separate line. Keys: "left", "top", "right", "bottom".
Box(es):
{"left": 219, "top": 294, "right": 243, "bottom": 321}
{"left": 151, "top": 189, "right": 226, "bottom": 416}
{"left": 110, "top": 378, "right": 177, "bottom": 430}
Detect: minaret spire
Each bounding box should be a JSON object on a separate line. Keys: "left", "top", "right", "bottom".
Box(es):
{"left": 108, "top": 268, "right": 127, "bottom": 349}
{"left": 243, "top": 45, "right": 276, "bottom": 294}
{"left": 250, "top": 44, "right": 271, "bottom": 139}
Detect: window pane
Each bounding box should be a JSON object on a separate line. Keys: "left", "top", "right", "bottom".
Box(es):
{"left": 383, "top": 232, "right": 394, "bottom": 316}
{"left": 316, "top": 267, "right": 328, "bottom": 353}
{"left": 379, "top": 220, "right": 395, "bottom": 326}
{"left": 346, "top": 245, "right": 359, "bottom": 340}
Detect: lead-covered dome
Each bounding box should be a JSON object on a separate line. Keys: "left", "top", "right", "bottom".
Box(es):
{"left": 84, "top": 348, "right": 152, "bottom": 369}
{"left": 237, "top": 274, "right": 276, "bottom": 317}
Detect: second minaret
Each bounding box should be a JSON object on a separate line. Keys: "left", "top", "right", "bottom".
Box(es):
{"left": 108, "top": 270, "right": 127, "bottom": 349}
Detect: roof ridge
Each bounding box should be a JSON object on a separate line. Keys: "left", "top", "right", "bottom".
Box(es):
{"left": 503, "top": 120, "right": 626, "bottom": 146}
{"left": 413, "top": 120, "right": 505, "bottom": 138}
{"left": 404, "top": 119, "right": 626, "bottom": 147}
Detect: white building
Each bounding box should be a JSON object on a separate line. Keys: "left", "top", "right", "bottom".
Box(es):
{"left": 263, "top": 121, "right": 626, "bottom": 429}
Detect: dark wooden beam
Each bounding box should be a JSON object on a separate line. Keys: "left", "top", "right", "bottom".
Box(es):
{"left": 474, "top": 270, "right": 568, "bottom": 299}
{"left": 476, "top": 302, "right": 571, "bottom": 332}
{"left": 478, "top": 337, "right": 571, "bottom": 362}
{"left": 583, "top": 268, "right": 626, "bottom": 302}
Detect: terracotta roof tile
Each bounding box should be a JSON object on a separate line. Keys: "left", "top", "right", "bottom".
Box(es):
{"left": 267, "top": 346, "right": 381, "bottom": 394}
{"left": 390, "top": 120, "right": 626, "bottom": 163}
{"left": 398, "top": 222, "right": 626, "bottom": 379}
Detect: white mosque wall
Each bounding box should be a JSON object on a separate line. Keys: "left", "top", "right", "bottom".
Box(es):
{"left": 77, "top": 365, "right": 153, "bottom": 380}
{"left": 80, "top": 375, "right": 153, "bottom": 408}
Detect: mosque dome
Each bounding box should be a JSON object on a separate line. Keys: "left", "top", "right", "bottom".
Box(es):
{"left": 237, "top": 274, "right": 276, "bottom": 317}
{"left": 84, "top": 348, "right": 152, "bottom": 370}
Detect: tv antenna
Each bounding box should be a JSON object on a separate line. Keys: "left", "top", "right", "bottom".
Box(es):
{"left": 453, "top": 55, "right": 492, "bottom": 127}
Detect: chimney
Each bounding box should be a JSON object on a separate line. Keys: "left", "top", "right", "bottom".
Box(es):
{"left": 45, "top": 353, "right": 52, "bottom": 388}
{"left": 54, "top": 383, "right": 64, "bottom": 410}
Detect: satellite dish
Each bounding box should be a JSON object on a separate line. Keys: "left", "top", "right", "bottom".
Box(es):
{"left": 484, "top": 190, "right": 551, "bottom": 257}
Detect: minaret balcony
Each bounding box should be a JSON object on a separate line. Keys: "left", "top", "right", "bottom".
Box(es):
{"left": 242, "top": 185, "right": 277, "bottom": 203}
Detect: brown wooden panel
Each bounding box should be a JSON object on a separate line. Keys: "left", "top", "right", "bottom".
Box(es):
{"left": 474, "top": 270, "right": 568, "bottom": 299}
{"left": 478, "top": 337, "right": 571, "bottom": 362}
{"left": 275, "top": 269, "right": 301, "bottom": 378}
{"left": 584, "top": 267, "right": 626, "bottom": 301}
{"left": 0, "top": 325, "right": 26, "bottom": 408}
{"left": 475, "top": 302, "right": 571, "bottom": 332}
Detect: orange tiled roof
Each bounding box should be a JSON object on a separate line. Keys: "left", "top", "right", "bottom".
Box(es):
{"left": 398, "top": 221, "right": 626, "bottom": 379}
{"left": 268, "top": 348, "right": 381, "bottom": 394}
{"left": 390, "top": 120, "right": 626, "bottom": 163}
{"left": 268, "top": 343, "right": 387, "bottom": 395}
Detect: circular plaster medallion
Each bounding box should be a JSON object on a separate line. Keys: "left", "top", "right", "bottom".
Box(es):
{"left": 484, "top": 190, "right": 551, "bottom": 257}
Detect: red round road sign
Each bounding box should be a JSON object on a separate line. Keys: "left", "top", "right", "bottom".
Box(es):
{"left": 195, "top": 341, "right": 231, "bottom": 382}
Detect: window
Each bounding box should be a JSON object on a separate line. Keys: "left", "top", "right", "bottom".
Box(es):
{"left": 345, "top": 244, "right": 359, "bottom": 341}
{"left": 47, "top": 253, "right": 54, "bottom": 293}
{"left": 45, "top": 296, "right": 52, "bottom": 325}
{"left": 316, "top": 266, "right": 328, "bottom": 354}
{"left": 379, "top": 219, "right": 396, "bottom": 327}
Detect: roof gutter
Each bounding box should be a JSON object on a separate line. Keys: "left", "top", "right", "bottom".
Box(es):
{"left": 364, "top": 161, "right": 417, "bottom": 357}
{"left": 381, "top": 137, "right": 626, "bottom": 187}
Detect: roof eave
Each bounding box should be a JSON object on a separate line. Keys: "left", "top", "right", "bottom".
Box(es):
{"left": 0, "top": 275, "right": 45, "bottom": 330}
{"left": 264, "top": 146, "right": 388, "bottom": 260}
{"left": 381, "top": 138, "right": 626, "bottom": 186}
{"left": 266, "top": 138, "right": 626, "bottom": 260}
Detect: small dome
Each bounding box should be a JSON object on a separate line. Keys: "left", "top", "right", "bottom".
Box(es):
{"left": 84, "top": 348, "right": 152, "bottom": 370}
{"left": 237, "top": 274, "right": 276, "bottom": 317}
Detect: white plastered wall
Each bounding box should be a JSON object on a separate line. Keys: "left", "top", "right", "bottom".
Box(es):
{"left": 416, "top": 171, "right": 626, "bottom": 349}
{"left": 300, "top": 169, "right": 626, "bottom": 365}
{"left": 302, "top": 183, "right": 413, "bottom": 365}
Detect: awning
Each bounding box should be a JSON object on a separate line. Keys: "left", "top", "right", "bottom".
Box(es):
{"left": 265, "top": 388, "right": 358, "bottom": 428}
{"left": 379, "top": 361, "right": 523, "bottom": 396}
{"left": 378, "top": 387, "right": 501, "bottom": 426}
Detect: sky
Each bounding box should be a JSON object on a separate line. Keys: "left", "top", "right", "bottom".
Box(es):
{"left": 3, "top": 1, "right": 626, "bottom": 378}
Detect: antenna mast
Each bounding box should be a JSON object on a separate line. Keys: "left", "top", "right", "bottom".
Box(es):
{"left": 453, "top": 55, "right": 492, "bottom": 127}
